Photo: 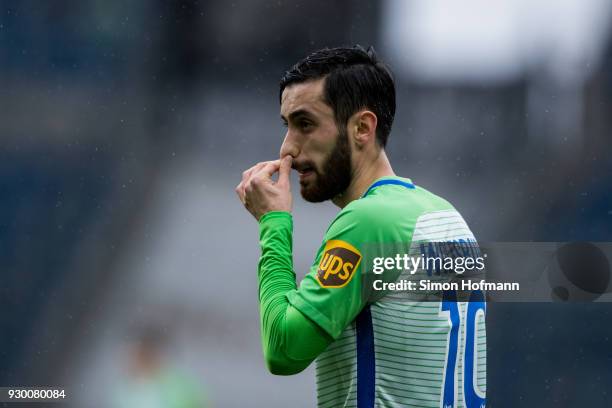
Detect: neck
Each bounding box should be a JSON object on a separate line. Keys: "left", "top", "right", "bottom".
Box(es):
{"left": 332, "top": 149, "right": 395, "bottom": 208}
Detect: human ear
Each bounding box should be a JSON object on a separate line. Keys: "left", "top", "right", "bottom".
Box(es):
{"left": 349, "top": 110, "right": 377, "bottom": 149}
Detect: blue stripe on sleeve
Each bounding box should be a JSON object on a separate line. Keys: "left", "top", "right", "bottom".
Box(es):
{"left": 356, "top": 305, "right": 375, "bottom": 408}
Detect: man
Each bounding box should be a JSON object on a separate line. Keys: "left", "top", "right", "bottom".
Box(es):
{"left": 236, "top": 46, "right": 486, "bottom": 408}
{"left": 112, "top": 325, "right": 208, "bottom": 408}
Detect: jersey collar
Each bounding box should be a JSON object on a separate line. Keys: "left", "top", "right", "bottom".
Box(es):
{"left": 361, "top": 176, "right": 415, "bottom": 198}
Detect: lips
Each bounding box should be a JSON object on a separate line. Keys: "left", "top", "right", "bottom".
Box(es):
{"left": 294, "top": 163, "right": 315, "bottom": 181}
{"left": 299, "top": 170, "right": 314, "bottom": 181}
{"left": 297, "top": 168, "right": 313, "bottom": 176}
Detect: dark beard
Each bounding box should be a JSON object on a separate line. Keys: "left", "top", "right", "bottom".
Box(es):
{"left": 300, "top": 127, "right": 352, "bottom": 202}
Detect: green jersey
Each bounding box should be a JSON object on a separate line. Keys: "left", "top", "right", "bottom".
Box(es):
{"left": 257, "top": 176, "right": 486, "bottom": 408}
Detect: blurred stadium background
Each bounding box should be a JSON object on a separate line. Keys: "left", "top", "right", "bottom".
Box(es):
{"left": 1, "top": 0, "right": 612, "bottom": 406}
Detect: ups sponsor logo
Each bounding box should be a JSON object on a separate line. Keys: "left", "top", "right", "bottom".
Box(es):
{"left": 316, "top": 240, "right": 362, "bottom": 288}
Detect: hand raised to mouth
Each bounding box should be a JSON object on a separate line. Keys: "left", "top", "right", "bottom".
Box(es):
{"left": 235, "top": 156, "right": 293, "bottom": 221}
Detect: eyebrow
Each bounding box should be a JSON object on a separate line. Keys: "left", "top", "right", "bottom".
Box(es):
{"left": 281, "top": 109, "right": 315, "bottom": 123}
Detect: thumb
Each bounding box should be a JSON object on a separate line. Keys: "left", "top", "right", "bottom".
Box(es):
{"left": 277, "top": 156, "right": 292, "bottom": 186}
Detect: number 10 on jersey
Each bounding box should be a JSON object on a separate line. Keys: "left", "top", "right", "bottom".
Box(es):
{"left": 439, "top": 290, "right": 486, "bottom": 408}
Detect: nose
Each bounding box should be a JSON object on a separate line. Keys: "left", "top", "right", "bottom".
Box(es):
{"left": 279, "top": 130, "right": 300, "bottom": 159}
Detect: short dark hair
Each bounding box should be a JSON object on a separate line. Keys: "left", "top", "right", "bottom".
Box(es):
{"left": 280, "top": 45, "right": 396, "bottom": 148}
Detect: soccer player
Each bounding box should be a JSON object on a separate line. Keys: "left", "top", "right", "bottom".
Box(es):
{"left": 236, "top": 46, "right": 486, "bottom": 408}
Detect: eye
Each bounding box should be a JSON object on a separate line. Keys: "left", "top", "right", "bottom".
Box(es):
{"left": 299, "top": 120, "right": 314, "bottom": 131}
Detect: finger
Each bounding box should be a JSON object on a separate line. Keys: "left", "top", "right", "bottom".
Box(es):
{"left": 277, "top": 156, "right": 292, "bottom": 186}
{"left": 242, "top": 161, "right": 269, "bottom": 184}
{"left": 240, "top": 161, "right": 270, "bottom": 196}
{"left": 235, "top": 182, "right": 246, "bottom": 204}
{"left": 257, "top": 159, "right": 281, "bottom": 179}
